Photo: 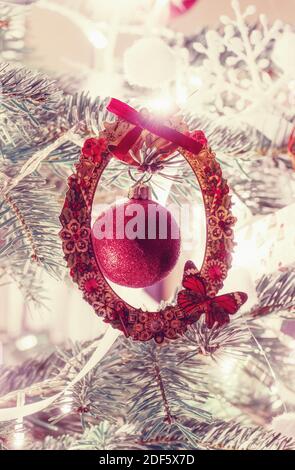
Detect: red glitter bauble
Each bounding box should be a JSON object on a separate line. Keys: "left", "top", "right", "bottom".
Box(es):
{"left": 91, "top": 198, "right": 181, "bottom": 288}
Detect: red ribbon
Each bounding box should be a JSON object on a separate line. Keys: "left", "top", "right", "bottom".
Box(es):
{"left": 106, "top": 98, "right": 203, "bottom": 163}
{"left": 170, "top": 0, "right": 198, "bottom": 18}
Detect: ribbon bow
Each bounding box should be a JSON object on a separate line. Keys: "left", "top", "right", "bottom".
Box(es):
{"left": 106, "top": 98, "right": 204, "bottom": 166}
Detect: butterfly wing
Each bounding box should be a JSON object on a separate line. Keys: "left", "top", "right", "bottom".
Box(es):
{"left": 177, "top": 290, "right": 206, "bottom": 320}
{"left": 215, "top": 292, "right": 248, "bottom": 313}
{"left": 206, "top": 292, "right": 248, "bottom": 328}
{"left": 178, "top": 260, "right": 248, "bottom": 328}
{"left": 177, "top": 261, "right": 207, "bottom": 319}
{"left": 181, "top": 260, "right": 207, "bottom": 296}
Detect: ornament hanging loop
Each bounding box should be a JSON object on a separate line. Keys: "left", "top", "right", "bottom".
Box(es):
{"left": 128, "top": 183, "right": 152, "bottom": 200}
{"left": 128, "top": 167, "right": 153, "bottom": 185}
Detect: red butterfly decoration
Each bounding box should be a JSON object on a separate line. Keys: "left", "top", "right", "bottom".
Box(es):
{"left": 177, "top": 261, "right": 248, "bottom": 329}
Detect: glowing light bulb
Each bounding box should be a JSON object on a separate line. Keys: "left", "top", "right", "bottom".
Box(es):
{"left": 176, "top": 85, "right": 188, "bottom": 106}
{"left": 12, "top": 415, "right": 25, "bottom": 450}
{"left": 219, "top": 357, "right": 237, "bottom": 376}
{"left": 87, "top": 29, "right": 108, "bottom": 49}
{"left": 148, "top": 95, "right": 174, "bottom": 115}
{"left": 16, "top": 335, "right": 37, "bottom": 352}
{"left": 190, "top": 75, "right": 203, "bottom": 88}
{"left": 60, "top": 389, "right": 73, "bottom": 414}
{"left": 13, "top": 430, "right": 25, "bottom": 449}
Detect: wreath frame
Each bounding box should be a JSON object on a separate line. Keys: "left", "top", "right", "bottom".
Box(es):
{"left": 59, "top": 118, "right": 236, "bottom": 344}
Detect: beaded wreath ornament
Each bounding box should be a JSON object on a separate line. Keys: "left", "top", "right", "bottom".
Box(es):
{"left": 59, "top": 99, "right": 247, "bottom": 344}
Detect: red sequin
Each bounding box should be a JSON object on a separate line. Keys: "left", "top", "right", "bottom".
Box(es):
{"left": 82, "top": 138, "right": 107, "bottom": 164}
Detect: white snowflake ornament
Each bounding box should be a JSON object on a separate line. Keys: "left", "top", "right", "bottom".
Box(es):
{"left": 186, "top": 0, "right": 293, "bottom": 131}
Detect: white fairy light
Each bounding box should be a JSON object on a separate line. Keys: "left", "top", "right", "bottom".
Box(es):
{"left": 12, "top": 426, "right": 25, "bottom": 449}
{"left": 87, "top": 29, "right": 108, "bottom": 49}
{"left": 147, "top": 94, "right": 174, "bottom": 115}
{"left": 60, "top": 403, "right": 72, "bottom": 414}
{"left": 15, "top": 334, "right": 37, "bottom": 352}
{"left": 175, "top": 84, "right": 188, "bottom": 106}
{"left": 210, "top": 356, "right": 241, "bottom": 396}
{"left": 189, "top": 75, "right": 203, "bottom": 88}
{"left": 219, "top": 356, "right": 237, "bottom": 376}
{"left": 60, "top": 389, "right": 74, "bottom": 414}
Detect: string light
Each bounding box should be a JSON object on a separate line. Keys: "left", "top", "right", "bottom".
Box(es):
{"left": 60, "top": 389, "right": 74, "bottom": 414}
{"left": 12, "top": 393, "right": 25, "bottom": 450}
{"left": 12, "top": 424, "right": 25, "bottom": 450}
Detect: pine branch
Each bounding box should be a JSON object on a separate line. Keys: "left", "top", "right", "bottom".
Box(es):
{"left": 4, "top": 81, "right": 292, "bottom": 213}
{"left": 202, "top": 319, "right": 294, "bottom": 424}
{"left": 0, "top": 174, "right": 64, "bottom": 279}
{"left": 245, "top": 322, "right": 295, "bottom": 399}
{"left": 47, "top": 341, "right": 127, "bottom": 427}
{"left": 228, "top": 155, "right": 295, "bottom": 215}
{"left": 30, "top": 418, "right": 295, "bottom": 450}
{"left": 0, "top": 2, "right": 26, "bottom": 63}
{"left": 178, "top": 318, "right": 251, "bottom": 361}
{"left": 0, "top": 65, "right": 62, "bottom": 146}
{"left": 0, "top": 64, "right": 61, "bottom": 106}
{"left": 125, "top": 338, "right": 211, "bottom": 441}
{"left": 0, "top": 421, "right": 12, "bottom": 450}
{"left": 0, "top": 320, "right": 250, "bottom": 402}
{"left": 0, "top": 322, "right": 293, "bottom": 449}
{"left": 64, "top": 92, "right": 114, "bottom": 136}
{"left": 171, "top": 420, "right": 295, "bottom": 450}
{"left": 1, "top": 91, "right": 109, "bottom": 168}
{"left": 186, "top": 114, "right": 260, "bottom": 160}
{"left": 202, "top": 421, "right": 295, "bottom": 450}
{"left": 0, "top": 320, "right": 244, "bottom": 399}
{"left": 72, "top": 422, "right": 145, "bottom": 451}
{"left": 29, "top": 434, "right": 78, "bottom": 451}
{"left": 0, "top": 350, "right": 60, "bottom": 396}
{"left": 0, "top": 261, "right": 48, "bottom": 307}
{"left": 250, "top": 265, "right": 295, "bottom": 318}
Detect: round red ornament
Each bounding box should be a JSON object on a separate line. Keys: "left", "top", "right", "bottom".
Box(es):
{"left": 92, "top": 193, "right": 180, "bottom": 288}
